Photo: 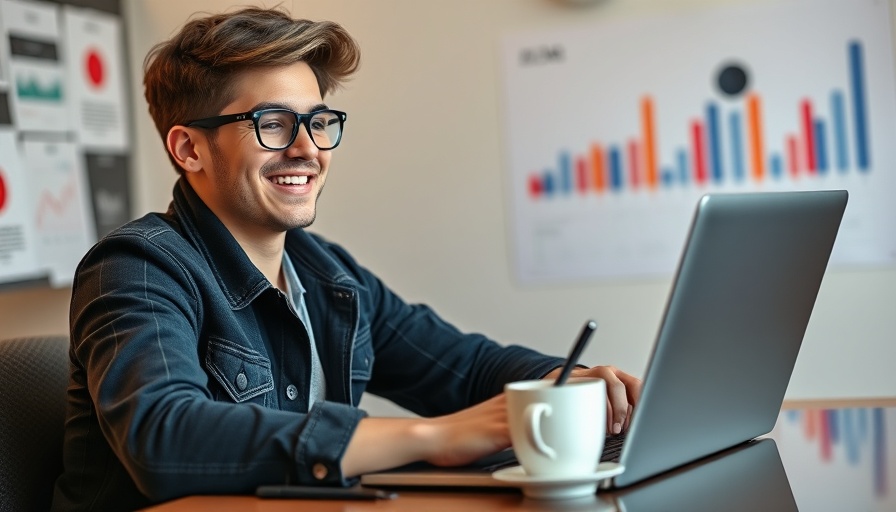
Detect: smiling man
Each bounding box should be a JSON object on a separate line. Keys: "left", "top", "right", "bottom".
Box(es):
{"left": 51, "top": 7, "right": 640, "bottom": 511}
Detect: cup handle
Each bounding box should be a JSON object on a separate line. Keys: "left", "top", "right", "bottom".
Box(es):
{"left": 524, "top": 403, "right": 557, "bottom": 460}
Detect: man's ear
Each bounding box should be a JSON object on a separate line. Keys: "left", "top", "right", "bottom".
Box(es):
{"left": 167, "top": 126, "right": 206, "bottom": 173}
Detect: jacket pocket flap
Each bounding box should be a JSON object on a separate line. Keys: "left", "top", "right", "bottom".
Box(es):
{"left": 206, "top": 337, "right": 274, "bottom": 403}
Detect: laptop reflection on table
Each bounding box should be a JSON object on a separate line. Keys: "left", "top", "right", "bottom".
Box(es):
{"left": 604, "top": 438, "right": 797, "bottom": 512}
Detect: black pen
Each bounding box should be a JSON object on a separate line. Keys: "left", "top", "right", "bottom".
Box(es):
{"left": 256, "top": 484, "right": 397, "bottom": 500}
{"left": 554, "top": 320, "right": 598, "bottom": 386}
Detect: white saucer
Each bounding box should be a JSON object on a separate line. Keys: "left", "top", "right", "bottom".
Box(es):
{"left": 492, "top": 462, "right": 625, "bottom": 500}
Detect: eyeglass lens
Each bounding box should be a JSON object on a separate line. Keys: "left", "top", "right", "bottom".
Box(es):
{"left": 257, "top": 110, "right": 342, "bottom": 150}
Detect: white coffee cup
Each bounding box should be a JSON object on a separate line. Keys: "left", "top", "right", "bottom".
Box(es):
{"left": 505, "top": 378, "right": 606, "bottom": 477}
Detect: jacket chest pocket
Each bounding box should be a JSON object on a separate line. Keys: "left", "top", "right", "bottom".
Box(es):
{"left": 205, "top": 337, "right": 274, "bottom": 405}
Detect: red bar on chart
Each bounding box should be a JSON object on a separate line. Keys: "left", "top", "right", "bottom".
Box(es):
{"left": 801, "top": 99, "right": 817, "bottom": 173}
{"left": 528, "top": 174, "right": 542, "bottom": 198}
{"left": 747, "top": 93, "right": 765, "bottom": 181}
{"left": 576, "top": 156, "right": 588, "bottom": 193}
{"left": 591, "top": 143, "right": 606, "bottom": 193}
{"left": 691, "top": 121, "right": 707, "bottom": 184}
{"left": 628, "top": 139, "right": 640, "bottom": 189}
{"left": 641, "top": 96, "right": 658, "bottom": 189}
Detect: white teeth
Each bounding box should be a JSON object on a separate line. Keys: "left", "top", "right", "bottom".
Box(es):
{"left": 273, "top": 175, "right": 309, "bottom": 185}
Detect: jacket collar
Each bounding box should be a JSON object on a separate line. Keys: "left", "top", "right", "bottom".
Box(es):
{"left": 170, "top": 177, "right": 359, "bottom": 309}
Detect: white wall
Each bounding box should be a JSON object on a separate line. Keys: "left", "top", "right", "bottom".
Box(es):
{"left": 2, "top": 0, "right": 893, "bottom": 413}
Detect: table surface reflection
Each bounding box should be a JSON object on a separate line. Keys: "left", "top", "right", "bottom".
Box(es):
{"left": 142, "top": 399, "right": 896, "bottom": 512}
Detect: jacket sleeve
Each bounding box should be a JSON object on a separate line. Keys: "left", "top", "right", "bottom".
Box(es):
{"left": 69, "top": 226, "right": 365, "bottom": 502}
{"left": 318, "top": 238, "right": 565, "bottom": 417}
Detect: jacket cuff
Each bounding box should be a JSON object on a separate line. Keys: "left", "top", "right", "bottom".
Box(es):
{"left": 295, "top": 401, "right": 367, "bottom": 486}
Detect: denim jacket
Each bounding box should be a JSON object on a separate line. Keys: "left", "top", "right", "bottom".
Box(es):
{"left": 52, "top": 178, "right": 564, "bottom": 511}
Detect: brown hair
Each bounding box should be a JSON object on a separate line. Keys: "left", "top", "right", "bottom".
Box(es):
{"left": 143, "top": 6, "right": 360, "bottom": 173}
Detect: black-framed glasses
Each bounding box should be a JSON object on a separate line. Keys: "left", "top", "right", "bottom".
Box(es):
{"left": 186, "top": 108, "right": 347, "bottom": 150}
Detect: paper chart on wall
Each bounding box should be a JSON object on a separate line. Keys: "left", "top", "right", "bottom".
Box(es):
{"left": 501, "top": 0, "right": 896, "bottom": 284}
{"left": 0, "top": 0, "right": 69, "bottom": 133}
{"left": 62, "top": 6, "right": 128, "bottom": 150}
{"left": 22, "top": 138, "right": 95, "bottom": 287}
{"left": 0, "top": 130, "right": 41, "bottom": 282}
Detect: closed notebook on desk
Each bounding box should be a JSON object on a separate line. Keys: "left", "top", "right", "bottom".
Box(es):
{"left": 361, "top": 190, "right": 847, "bottom": 491}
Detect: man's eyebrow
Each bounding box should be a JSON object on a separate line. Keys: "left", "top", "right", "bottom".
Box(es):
{"left": 250, "top": 102, "right": 330, "bottom": 113}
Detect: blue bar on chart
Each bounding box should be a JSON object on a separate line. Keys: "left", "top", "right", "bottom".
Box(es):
{"left": 609, "top": 146, "right": 623, "bottom": 191}
{"left": 542, "top": 170, "right": 554, "bottom": 196}
{"left": 559, "top": 152, "right": 572, "bottom": 194}
{"left": 849, "top": 40, "right": 870, "bottom": 171}
{"left": 814, "top": 120, "right": 829, "bottom": 174}
{"left": 677, "top": 149, "right": 689, "bottom": 185}
{"left": 831, "top": 91, "right": 849, "bottom": 172}
{"left": 770, "top": 153, "right": 783, "bottom": 179}
{"left": 729, "top": 111, "right": 745, "bottom": 181}
{"left": 706, "top": 102, "right": 723, "bottom": 183}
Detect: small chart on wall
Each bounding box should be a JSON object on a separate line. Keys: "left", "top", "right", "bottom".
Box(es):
{"left": 501, "top": 0, "right": 896, "bottom": 284}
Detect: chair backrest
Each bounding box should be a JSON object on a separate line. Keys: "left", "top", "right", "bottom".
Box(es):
{"left": 0, "top": 336, "right": 70, "bottom": 512}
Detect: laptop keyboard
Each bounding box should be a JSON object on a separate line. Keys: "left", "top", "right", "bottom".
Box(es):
{"left": 480, "top": 432, "right": 627, "bottom": 473}
{"left": 600, "top": 432, "right": 627, "bottom": 462}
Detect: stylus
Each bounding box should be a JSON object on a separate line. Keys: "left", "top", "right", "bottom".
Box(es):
{"left": 554, "top": 320, "right": 598, "bottom": 386}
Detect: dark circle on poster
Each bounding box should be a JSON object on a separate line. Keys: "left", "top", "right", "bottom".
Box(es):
{"left": 86, "top": 49, "right": 104, "bottom": 88}
{"left": 717, "top": 63, "right": 749, "bottom": 96}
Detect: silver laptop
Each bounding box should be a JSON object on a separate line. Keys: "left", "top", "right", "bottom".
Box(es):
{"left": 361, "top": 189, "right": 848, "bottom": 490}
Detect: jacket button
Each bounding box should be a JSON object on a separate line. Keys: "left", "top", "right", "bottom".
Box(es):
{"left": 235, "top": 372, "right": 248, "bottom": 391}
{"left": 286, "top": 384, "right": 298, "bottom": 400}
{"left": 312, "top": 463, "right": 329, "bottom": 480}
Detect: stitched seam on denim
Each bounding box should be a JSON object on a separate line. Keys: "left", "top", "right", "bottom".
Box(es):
{"left": 105, "top": 228, "right": 202, "bottom": 314}
{"left": 145, "top": 258, "right": 171, "bottom": 380}
{"left": 382, "top": 320, "right": 466, "bottom": 379}
{"left": 297, "top": 404, "right": 322, "bottom": 476}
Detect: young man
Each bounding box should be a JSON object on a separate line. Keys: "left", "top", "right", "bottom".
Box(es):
{"left": 52, "top": 7, "right": 640, "bottom": 511}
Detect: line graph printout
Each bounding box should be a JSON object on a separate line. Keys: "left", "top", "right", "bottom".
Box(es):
{"left": 0, "top": 130, "right": 40, "bottom": 281}
{"left": 501, "top": 0, "right": 896, "bottom": 284}
{"left": 22, "top": 138, "right": 95, "bottom": 287}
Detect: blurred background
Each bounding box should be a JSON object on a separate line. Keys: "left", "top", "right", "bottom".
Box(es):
{"left": 0, "top": 0, "right": 894, "bottom": 417}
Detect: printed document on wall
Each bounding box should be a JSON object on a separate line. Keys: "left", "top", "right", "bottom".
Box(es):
{"left": 1, "top": 0, "right": 69, "bottom": 133}
{"left": 22, "top": 138, "right": 95, "bottom": 287}
{"left": 0, "top": 130, "right": 41, "bottom": 281}
{"left": 501, "top": 0, "right": 896, "bottom": 284}
{"left": 62, "top": 6, "right": 129, "bottom": 150}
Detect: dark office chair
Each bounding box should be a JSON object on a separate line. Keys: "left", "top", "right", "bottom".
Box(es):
{"left": 0, "top": 336, "right": 70, "bottom": 512}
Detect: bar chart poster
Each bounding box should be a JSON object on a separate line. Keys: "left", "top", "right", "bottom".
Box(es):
{"left": 501, "top": 0, "right": 896, "bottom": 283}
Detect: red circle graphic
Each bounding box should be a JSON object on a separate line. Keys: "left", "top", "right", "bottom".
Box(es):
{"left": 0, "top": 170, "right": 7, "bottom": 214}
{"left": 86, "top": 49, "right": 105, "bottom": 88}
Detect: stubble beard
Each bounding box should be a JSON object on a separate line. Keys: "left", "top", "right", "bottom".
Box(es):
{"left": 209, "top": 139, "right": 324, "bottom": 232}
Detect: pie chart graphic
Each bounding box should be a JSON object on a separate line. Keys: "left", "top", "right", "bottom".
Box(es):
{"left": 0, "top": 170, "right": 7, "bottom": 214}
{"left": 85, "top": 48, "right": 105, "bottom": 89}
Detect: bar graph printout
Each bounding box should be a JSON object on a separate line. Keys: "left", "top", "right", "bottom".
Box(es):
{"left": 501, "top": 0, "right": 896, "bottom": 284}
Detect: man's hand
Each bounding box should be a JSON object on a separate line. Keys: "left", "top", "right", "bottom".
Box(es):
{"left": 543, "top": 365, "right": 642, "bottom": 435}
{"left": 341, "top": 394, "right": 511, "bottom": 477}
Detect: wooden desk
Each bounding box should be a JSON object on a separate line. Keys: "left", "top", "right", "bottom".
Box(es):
{"left": 143, "top": 401, "right": 896, "bottom": 512}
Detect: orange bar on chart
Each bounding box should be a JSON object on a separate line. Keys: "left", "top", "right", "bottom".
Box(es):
{"left": 641, "top": 96, "right": 658, "bottom": 189}
{"left": 787, "top": 135, "right": 799, "bottom": 177}
{"left": 591, "top": 143, "right": 606, "bottom": 193}
{"left": 747, "top": 93, "right": 765, "bottom": 181}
